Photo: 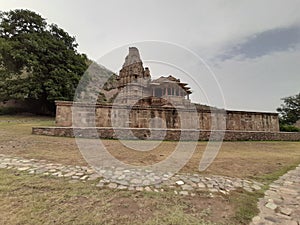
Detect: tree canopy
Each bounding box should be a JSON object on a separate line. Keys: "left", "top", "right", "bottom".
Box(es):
{"left": 0, "top": 9, "right": 88, "bottom": 114}
{"left": 277, "top": 92, "right": 300, "bottom": 126}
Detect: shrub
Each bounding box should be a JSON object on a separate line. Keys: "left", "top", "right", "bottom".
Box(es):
{"left": 0, "top": 107, "right": 27, "bottom": 115}
{"left": 279, "top": 124, "right": 300, "bottom": 132}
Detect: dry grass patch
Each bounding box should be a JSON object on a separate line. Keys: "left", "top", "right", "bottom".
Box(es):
{"left": 0, "top": 169, "right": 233, "bottom": 225}
{"left": 0, "top": 115, "right": 299, "bottom": 181}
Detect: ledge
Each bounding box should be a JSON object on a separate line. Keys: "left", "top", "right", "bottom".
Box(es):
{"left": 32, "top": 127, "right": 300, "bottom": 141}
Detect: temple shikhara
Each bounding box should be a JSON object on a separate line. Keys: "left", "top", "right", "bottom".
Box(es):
{"left": 116, "top": 47, "right": 192, "bottom": 107}
{"left": 32, "top": 47, "right": 300, "bottom": 141}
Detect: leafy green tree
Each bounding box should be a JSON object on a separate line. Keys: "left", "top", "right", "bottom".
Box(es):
{"left": 277, "top": 92, "right": 300, "bottom": 125}
{"left": 0, "top": 9, "right": 88, "bottom": 114}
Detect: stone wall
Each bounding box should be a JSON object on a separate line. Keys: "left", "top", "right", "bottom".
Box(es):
{"left": 55, "top": 101, "right": 279, "bottom": 132}
{"left": 32, "top": 127, "right": 300, "bottom": 141}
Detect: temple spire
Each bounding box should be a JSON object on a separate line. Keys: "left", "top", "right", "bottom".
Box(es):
{"left": 123, "top": 47, "right": 142, "bottom": 67}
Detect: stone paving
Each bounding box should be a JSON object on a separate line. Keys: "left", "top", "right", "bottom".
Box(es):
{"left": 0, "top": 154, "right": 263, "bottom": 196}
{"left": 1, "top": 154, "right": 299, "bottom": 224}
{"left": 250, "top": 165, "right": 300, "bottom": 225}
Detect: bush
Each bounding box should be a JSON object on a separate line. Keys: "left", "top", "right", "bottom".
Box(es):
{"left": 0, "top": 107, "right": 29, "bottom": 115}
{"left": 279, "top": 124, "right": 300, "bottom": 132}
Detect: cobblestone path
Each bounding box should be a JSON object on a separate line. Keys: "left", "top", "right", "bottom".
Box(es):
{"left": 251, "top": 165, "right": 300, "bottom": 225}
{"left": 0, "top": 154, "right": 263, "bottom": 196}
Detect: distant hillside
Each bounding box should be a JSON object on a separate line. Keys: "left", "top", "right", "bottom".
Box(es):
{"left": 76, "top": 62, "right": 119, "bottom": 103}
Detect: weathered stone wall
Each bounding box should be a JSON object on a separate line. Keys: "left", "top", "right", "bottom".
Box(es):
{"left": 226, "top": 110, "right": 279, "bottom": 132}
{"left": 32, "top": 127, "right": 300, "bottom": 141}
{"left": 55, "top": 101, "right": 279, "bottom": 132}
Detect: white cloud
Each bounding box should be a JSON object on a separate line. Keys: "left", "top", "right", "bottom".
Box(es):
{"left": 213, "top": 47, "right": 300, "bottom": 112}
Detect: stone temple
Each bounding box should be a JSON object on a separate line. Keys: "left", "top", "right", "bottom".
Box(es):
{"left": 115, "top": 47, "right": 192, "bottom": 107}
{"left": 32, "top": 47, "right": 300, "bottom": 141}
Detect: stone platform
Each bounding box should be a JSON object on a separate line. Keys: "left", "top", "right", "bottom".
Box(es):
{"left": 32, "top": 127, "right": 300, "bottom": 141}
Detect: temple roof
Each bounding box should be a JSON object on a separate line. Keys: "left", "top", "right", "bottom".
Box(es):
{"left": 150, "top": 75, "right": 192, "bottom": 93}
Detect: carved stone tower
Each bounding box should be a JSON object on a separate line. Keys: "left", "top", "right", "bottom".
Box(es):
{"left": 117, "top": 47, "right": 151, "bottom": 104}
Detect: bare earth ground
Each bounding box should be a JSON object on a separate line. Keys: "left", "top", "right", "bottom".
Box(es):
{"left": 0, "top": 115, "right": 300, "bottom": 224}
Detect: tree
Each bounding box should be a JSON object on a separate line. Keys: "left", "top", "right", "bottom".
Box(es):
{"left": 0, "top": 9, "right": 88, "bottom": 114}
{"left": 277, "top": 92, "right": 300, "bottom": 125}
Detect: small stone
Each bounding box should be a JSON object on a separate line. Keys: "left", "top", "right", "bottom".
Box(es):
{"left": 63, "top": 172, "right": 76, "bottom": 177}
{"left": 108, "top": 183, "right": 118, "bottom": 189}
{"left": 142, "top": 180, "right": 151, "bottom": 186}
{"left": 252, "top": 216, "right": 260, "bottom": 223}
{"left": 179, "top": 191, "right": 189, "bottom": 196}
{"left": 96, "top": 183, "right": 104, "bottom": 188}
{"left": 265, "top": 202, "right": 277, "bottom": 210}
{"left": 154, "top": 176, "right": 160, "bottom": 180}
{"left": 273, "top": 198, "right": 283, "bottom": 204}
{"left": 68, "top": 180, "right": 79, "bottom": 183}
{"left": 0, "top": 164, "right": 7, "bottom": 169}
{"left": 280, "top": 207, "right": 293, "bottom": 216}
{"left": 144, "top": 186, "right": 152, "bottom": 192}
{"left": 117, "top": 175, "right": 125, "bottom": 180}
{"left": 209, "top": 188, "right": 219, "bottom": 193}
{"left": 99, "top": 169, "right": 106, "bottom": 174}
{"left": 130, "top": 179, "right": 142, "bottom": 184}
{"left": 117, "top": 185, "right": 127, "bottom": 190}
{"left": 197, "top": 182, "right": 206, "bottom": 188}
{"left": 233, "top": 181, "right": 243, "bottom": 188}
{"left": 114, "top": 171, "right": 123, "bottom": 176}
{"left": 87, "top": 174, "right": 101, "bottom": 181}
{"left": 181, "top": 184, "right": 193, "bottom": 191}
{"left": 206, "top": 184, "right": 213, "bottom": 188}
{"left": 136, "top": 187, "right": 144, "bottom": 191}
{"left": 176, "top": 180, "right": 184, "bottom": 185}
{"left": 86, "top": 169, "right": 95, "bottom": 174}
{"left": 190, "top": 177, "right": 200, "bottom": 183}
{"left": 52, "top": 172, "right": 62, "bottom": 176}
{"left": 252, "top": 184, "right": 261, "bottom": 190}
{"left": 128, "top": 186, "right": 135, "bottom": 191}
{"left": 80, "top": 175, "right": 88, "bottom": 180}
{"left": 75, "top": 172, "right": 84, "bottom": 176}
{"left": 244, "top": 187, "right": 253, "bottom": 192}
{"left": 219, "top": 190, "right": 228, "bottom": 195}
{"left": 17, "top": 167, "right": 30, "bottom": 171}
